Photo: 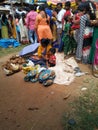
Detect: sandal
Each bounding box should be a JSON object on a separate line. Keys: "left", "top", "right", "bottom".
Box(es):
{"left": 38, "top": 69, "right": 51, "bottom": 83}
{"left": 43, "top": 79, "right": 53, "bottom": 87}
{"left": 24, "top": 76, "right": 30, "bottom": 82}
{"left": 49, "top": 70, "right": 56, "bottom": 80}
{"left": 30, "top": 78, "right": 38, "bottom": 83}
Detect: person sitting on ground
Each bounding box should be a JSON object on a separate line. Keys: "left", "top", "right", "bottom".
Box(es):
{"left": 30, "top": 38, "right": 52, "bottom": 66}
{"left": 47, "top": 47, "right": 56, "bottom": 67}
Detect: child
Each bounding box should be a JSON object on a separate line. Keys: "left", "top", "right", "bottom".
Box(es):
{"left": 47, "top": 47, "right": 56, "bottom": 67}
{"left": 62, "top": 16, "right": 76, "bottom": 58}
{"left": 62, "top": 1, "right": 73, "bottom": 30}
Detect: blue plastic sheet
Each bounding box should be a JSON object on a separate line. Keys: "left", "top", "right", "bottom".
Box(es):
{"left": 19, "top": 43, "right": 40, "bottom": 56}
{"left": 0, "top": 38, "right": 20, "bottom": 48}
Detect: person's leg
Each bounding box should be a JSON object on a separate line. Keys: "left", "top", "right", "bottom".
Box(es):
{"left": 56, "top": 28, "right": 62, "bottom": 52}
{"left": 58, "top": 30, "right": 64, "bottom": 52}
{"left": 57, "top": 28, "right": 62, "bottom": 45}
{"left": 28, "top": 30, "right": 34, "bottom": 43}
{"left": 34, "top": 30, "right": 38, "bottom": 43}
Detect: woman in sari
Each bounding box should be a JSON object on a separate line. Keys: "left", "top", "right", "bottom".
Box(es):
{"left": 8, "top": 14, "right": 17, "bottom": 39}
{"left": 1, "top": 14, "right": 9, "bottom": 38}
{"left": 35, "top": 5, "right": 53, "bottom": 42}
{"left": 19, "top": 13, "right": 29, "bottom": 44}
{"left": 76, "top": 1, "right": 96, "bottom": 64}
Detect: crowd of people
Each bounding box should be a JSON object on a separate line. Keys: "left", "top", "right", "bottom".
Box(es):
{"left": 0, "top": 0, "right": 98, "bottom": 67}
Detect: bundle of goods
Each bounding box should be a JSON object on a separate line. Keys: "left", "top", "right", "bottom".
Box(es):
{"left": 24, "top": 66, "right": 56, "bottom": 87}
{"left": 2, "top": 55, "right": 26, "bottom": 76}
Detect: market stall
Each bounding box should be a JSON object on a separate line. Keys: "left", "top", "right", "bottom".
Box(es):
{"left": 0, "top": 6, "right": 10, "bottom": 13}
{"left": 47, "top": 0, "right": 76, "bottom": 9}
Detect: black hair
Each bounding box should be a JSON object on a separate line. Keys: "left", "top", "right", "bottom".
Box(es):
{"left": 21, "top": 13, "right": 26, "bottom": 25}
{"left": 14, "top": 13, "right": 20, "bottom": 19}
{"left": 29, "top": 5, "right": 36, "bottom": 11}
{"left": 57, "top": 3, "right": 62, "bottom": 7}
{"left": 78, "top": 1, "right": 96, "bottom": 20}
{"left": 25, "top": 7, "right": 31, "bottom": 12}
{"left": 41, "top": 38, "right": 50, "bottom": 47}
{"left": 49, "top": 47, "right": 56, "bottom": 54}
{"left": 65, "top": 1, "right": 71, "bottom": 7}
{"left": 86, "top": 1, "right": 96, "bottom": 20}
{"left": 21, "top": 13, "right": 26, "bottom": 18}
{"left": 77, "top": 4, "right": 85, "bottom": 12}
{"left": 39, "top": 5, "right": 45, "bottom": 11}
{"left": 1, "top": 13, "right": 9, "bottom": 28}
{"left": 2, "top": 13, "right": 7, "bottom": 24}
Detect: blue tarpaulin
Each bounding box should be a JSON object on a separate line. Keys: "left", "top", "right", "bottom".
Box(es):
{"left": 19, "top": 43, "right": 40, "bottom": 56}
{"left": 0, "top": 39, "right": 20, "bottom": 48}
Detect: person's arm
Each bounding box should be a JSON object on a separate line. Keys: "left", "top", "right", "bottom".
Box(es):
{"left": 37, "top": 45, "right": 42, "bottom": 58}
{"left": 26, "top": 14, "right": 29, "bottom": 28}
{"left": 90, "top": 19, "right": 98, "bottom": 26}
{"left": 35, "top": 15, "right": 39, "bottom": 30}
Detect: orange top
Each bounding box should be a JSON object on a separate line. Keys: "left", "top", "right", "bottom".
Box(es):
{"left": 35, "top": 11, "right": 53, "bottom": 41}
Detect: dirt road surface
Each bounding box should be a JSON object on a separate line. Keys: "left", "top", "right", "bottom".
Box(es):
{"left": 0, "top": 54, "right": 95, "bottom": 130}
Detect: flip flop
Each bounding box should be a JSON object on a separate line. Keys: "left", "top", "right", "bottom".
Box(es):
{"left": 30, "top": 78, "right": 38, "bottom": 83}
{"left": 49, "top": 70, "right": 56, "bottom": 80}
{"left": 43, "top": 79, "right": 53, "bottom": 87}
{"left": 38, "top": 69, "right": 51, "bottom": 83}
{"left": 24, "top": 76, "right": 30, "bottom": 82}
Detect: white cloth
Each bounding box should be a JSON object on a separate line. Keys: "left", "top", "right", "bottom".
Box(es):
{"left": 19, "top": 18, "right": 29, "bottom": 41}
{"left": 49, "top": 53, "right": 78, "bottom": 85}
{"left": 56, "top": 8, "right": 66, "bottom": 29}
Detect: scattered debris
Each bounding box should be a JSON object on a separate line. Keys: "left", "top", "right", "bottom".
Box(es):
{"left": 68, "top": 118, "right": 76, "bottom": 125}
{"left": 63, "top": 93, "right": 71, "bottom": 100}
{"left": 28, "top": 107, "right": 39, "bottom": 111}
{"left": 81, "top": 87, "right": 87, "bottom": 91}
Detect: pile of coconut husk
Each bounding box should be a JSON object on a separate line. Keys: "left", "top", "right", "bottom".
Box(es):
{"left": 2, "top": 55, "right": 26, "bottom": 76}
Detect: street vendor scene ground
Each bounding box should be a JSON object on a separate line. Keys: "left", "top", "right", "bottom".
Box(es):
{"left": 0, "top": 49, "right": 98, "bottom": 130}
{"left": 0, "top": 0, "right": 98, "bottom": 130}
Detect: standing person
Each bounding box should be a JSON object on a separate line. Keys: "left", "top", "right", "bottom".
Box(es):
{"left": 15, "top": 13, "right": 21, "bottom": 42}
{"left": 71, "top": 5, "right": 84, "bottom": 46}
{"left": 59, "top": 1, "right": 73, "bottom": 52}
{"left": 19, "top": 13, "right": 29, "bottom": 44}
{"left": 56, "top": 3, "right": 65, "bottom": 50}
{"left": 62, "top": 1, "right": 73, "bottom": 28}
{"left": 1, "top": 13, "right": 9, "bottom": 38}
{"left": 62, "top": 16, "right": 76, "bottom": 58}
{"left": 51, "top": 8, "right": 58, "bottom": 44}
{"left": 76, "top": 1, "right": 96, "bottom": 63}
{"left": 89, "top": 11, "right": 98, "bottom": 64}
{"left": 8, "top": 14, "right": 17, "bottom": 39}
{"left": 26, "top": 5, "right": 38, "bottom": 44}
{"left": 35, "top": 5, "right": 53, "bottom": 42}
